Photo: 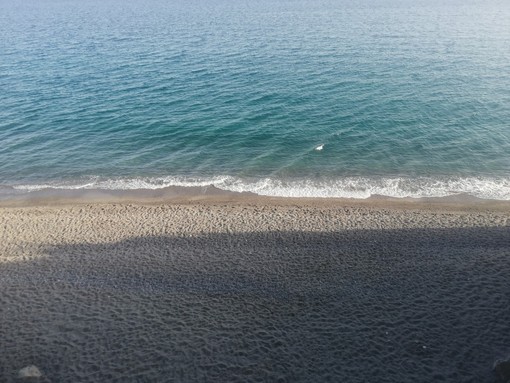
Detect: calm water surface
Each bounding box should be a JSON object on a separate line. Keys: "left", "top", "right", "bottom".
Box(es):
{"left": 1, "top": 0, "right": 509, "bottom": 198}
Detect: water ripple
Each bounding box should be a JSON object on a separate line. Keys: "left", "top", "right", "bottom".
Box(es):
{"left": 0, "top": 0, "right": 509, "bottom": 199}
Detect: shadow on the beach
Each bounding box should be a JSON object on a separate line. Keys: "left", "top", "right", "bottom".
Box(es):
{"left": 1, "top": 226, "right": 509, "bottom": 383}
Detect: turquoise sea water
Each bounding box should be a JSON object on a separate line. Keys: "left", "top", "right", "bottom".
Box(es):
{"left": 1, "top": 0, "right": 510, "bottom": 199}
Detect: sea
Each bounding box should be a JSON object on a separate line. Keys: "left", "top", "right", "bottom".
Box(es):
{"left": 1, "top": 0, "right": 509, "bottom": 200}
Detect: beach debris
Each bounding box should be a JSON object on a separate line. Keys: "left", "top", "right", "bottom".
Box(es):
{"left": 494, "top": 357, "right": 510, "bottom": 383}
{"left": 18, "top": 365, "right": 42, "bottom": 379}
{"left": 315, "top": 144, "right": 324, "bottom": 151}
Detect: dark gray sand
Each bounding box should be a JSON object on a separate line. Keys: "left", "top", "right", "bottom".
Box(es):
{"left": 1, "top": 200, "right": 509, "bottom": 382}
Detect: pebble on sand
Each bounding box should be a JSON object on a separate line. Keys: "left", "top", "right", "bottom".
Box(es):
{"left": 18, "top": 365, "right": 42, "bottom": 379}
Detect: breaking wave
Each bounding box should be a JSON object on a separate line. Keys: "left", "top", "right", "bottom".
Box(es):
{"left": 10, "top": 175, "right": 510, "bottom": 200}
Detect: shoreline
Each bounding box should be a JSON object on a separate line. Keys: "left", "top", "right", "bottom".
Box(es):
{"left": 2, "top": 173, "right": 510, "bottom": 203}
{"left": 1, "top": 185, "right": 510, "bottom": 213}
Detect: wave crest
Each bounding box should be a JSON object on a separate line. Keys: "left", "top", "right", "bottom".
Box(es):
{"left": 11, "top": 175, "right": 510, "bottom": 200}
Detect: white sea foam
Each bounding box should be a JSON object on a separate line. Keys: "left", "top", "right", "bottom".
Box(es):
{"left": 12, "top": 176, "right": 510, "bottom": 200}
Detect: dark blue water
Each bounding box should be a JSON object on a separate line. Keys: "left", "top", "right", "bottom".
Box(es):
{"left": 1, "top": 0, "right": 510, "bottom": 199}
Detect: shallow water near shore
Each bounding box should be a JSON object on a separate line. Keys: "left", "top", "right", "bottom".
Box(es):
{"left": 1, "top": 0, "right": 510, "bottom": 200}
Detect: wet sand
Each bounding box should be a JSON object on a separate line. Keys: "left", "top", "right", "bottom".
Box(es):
{"left": 1, "top": 196, "right": 509, "bottom": 382}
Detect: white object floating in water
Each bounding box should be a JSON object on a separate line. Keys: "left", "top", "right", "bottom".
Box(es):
{"left": 315, "top": 144, "right": 324, "bottom": 151}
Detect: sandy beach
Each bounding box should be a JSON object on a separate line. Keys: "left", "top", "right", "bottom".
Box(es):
{"left": 1, "top": 195, "right": 509, "bottom": 382}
